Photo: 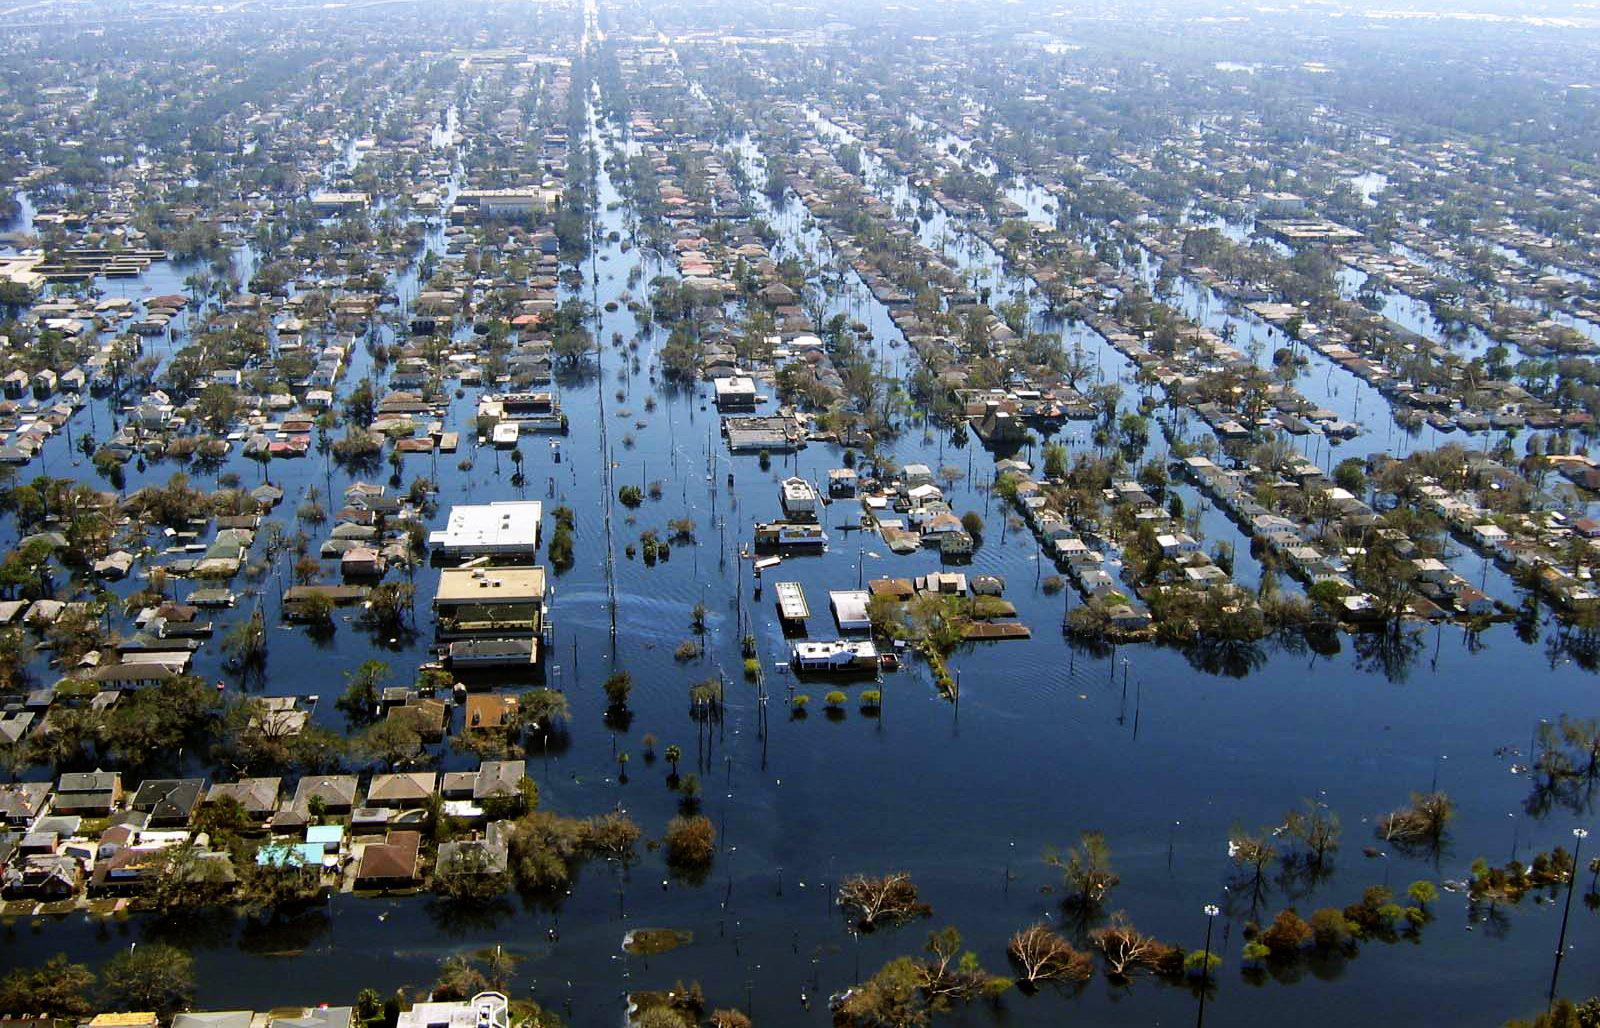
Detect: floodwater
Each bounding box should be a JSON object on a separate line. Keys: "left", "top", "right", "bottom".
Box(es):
{"left": 2, "top": 93, "right": 1598, "bottom": 1028}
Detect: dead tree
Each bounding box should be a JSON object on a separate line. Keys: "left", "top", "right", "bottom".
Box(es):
{"left": 1089, "top": 912, "right": 1178, "bottom": 981}
{"left": 836, "top": 872, "right": 932, "bottom": 932}
{"left": 1008, "top": 923, "right": 1094, "bottom": 988}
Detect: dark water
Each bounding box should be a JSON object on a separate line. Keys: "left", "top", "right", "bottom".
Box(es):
{"left": 2, "top": 92, "right": 1598, "bottom": 1028}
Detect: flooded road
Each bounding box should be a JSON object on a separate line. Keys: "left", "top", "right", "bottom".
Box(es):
{"left": 1, "top": 26, "right": 1598, "bottom": 1028}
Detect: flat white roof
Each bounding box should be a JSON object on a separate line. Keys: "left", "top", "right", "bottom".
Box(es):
{"left": 428, "top": 500, "right": 542, "bottom": 554}
{"left": 830, "top": 589, "right": 872, "bottom": 629}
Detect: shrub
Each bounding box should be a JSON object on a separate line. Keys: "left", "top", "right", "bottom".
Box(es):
{"left": 602, "top": 671, "right": 632, "bottom": 708}
{"left": 548, "top": 520, "right": 575, "bottom": 570}
{"left": 1308, "top": 907, "right": 1354, "bottom": 950}
{"left": 664, "top": 815, "right": 716, "bottom": 870}
{"left": 1260, "top": 908, "right": 1313, "bottom": 956}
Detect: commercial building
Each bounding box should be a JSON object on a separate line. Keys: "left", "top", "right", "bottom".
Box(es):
{"left": 434, "top": 565, "right": 547, "bottom": 666}
{"left": 396, "top": 992, "right": 509, "bottom": 1028}
{"left": 310, "top": 192, "right": 369, "bottom": 214}
{"left": 780, "top": 476, "right": 819, "bottom": 517}
{"left": 456, "top": 188, "right": 553, "bottom": 219}
{"left": 829, "top": 589, "right": 872, "bottom": 631}
{"left": 713, "top": 376, "right": 758, "bottom": 408}
{"left": 429, "top": 501, "right": 542, "bottom": 559}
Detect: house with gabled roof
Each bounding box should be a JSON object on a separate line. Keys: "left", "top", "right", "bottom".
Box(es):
{"left": 355, "top": 830, "right": 422, "bottom": 888}
{"left": 130, "top": 778, "right": 206, "bottom": 828}
{"left": 291, "top": 774, "right": 359, "bottom": 815}
{"left": 206, "top": 778, "right": 281, "bottom": 821}
{"left": 55, "top": 769, "right": 121, "bottom": 816}
{"left": 366, "top": 772, "right": 437, "bottom": 809}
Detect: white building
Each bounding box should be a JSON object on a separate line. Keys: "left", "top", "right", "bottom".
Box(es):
{"left": 829, "top": 589, "right": 872, "bottom": 632}
{"left": 780, "top": 477, "right": 818, "bottom": 516}
{"left": 397, "top": 992, "right": 508, "bottom": 1028}
{"left": 456, "top": 188, "right": 550, "bottom": 219}
{"left": 713, "top": 376, "right": 758, "bottom": 409}
{"left": 429, "top": 501, "right": 543, "bottom": 558}
{"left": 311, "top": 192, "right": 370, "bottom": 214}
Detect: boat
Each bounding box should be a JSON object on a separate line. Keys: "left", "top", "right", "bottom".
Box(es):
{"left": 791, "top": 639, "right": 879, "bottom": 673}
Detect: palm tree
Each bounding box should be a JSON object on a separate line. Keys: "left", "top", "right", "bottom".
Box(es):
{"left": 664, "top": 744, "right": 682, "bottom": 776}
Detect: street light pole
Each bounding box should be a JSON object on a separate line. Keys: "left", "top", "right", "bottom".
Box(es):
{"left": 1549, "top": 827, "right": 1589, "bottom": 1010}
{"left": 1197, "top": 903, "right": 1219, "bottom": 1028}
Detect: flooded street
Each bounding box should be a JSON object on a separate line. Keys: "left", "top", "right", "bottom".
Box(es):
{"left": 1, "top": 3, "right": 1599, "bottom": 1026}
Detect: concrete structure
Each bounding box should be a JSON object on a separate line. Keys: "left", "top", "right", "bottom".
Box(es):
{"left": 310, "top": 192, "right": 369, "bottom": 213}
{"left": 713, "top": 375, "right": 758, "bottom": 408}
{"left": 396, "top": 992, "right": 509, "bottom": 1028}
{"left": 434, "top": 565, "right": 547, "bottom": 666}
{"left": 829, "top": 589, "right": 872, "bottom": 632}
{"left": 780, "top": 476, "right": 818, "bottom": 517}
{"left": 429, "top": 501, "right": 542, "bottom": 558}
{"left": 775, "top": 581, "right": 810, "bottom": 625}
{"left": 457, "top": 188, "right": 550, "bottom": 218}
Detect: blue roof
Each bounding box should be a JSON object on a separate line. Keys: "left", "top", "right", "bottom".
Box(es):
{"left": 306, "top": 825, "right": 345, "bottom": 843}
{"left": 257, "top": 842, "right": 323, "bottom": 867}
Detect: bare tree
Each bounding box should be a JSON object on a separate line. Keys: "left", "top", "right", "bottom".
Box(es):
{"left": 1284, "top": 800, "right": 1341, "bottom": 867}
{"left": 837, "top": 872, "right": 933, "bottom": 932}
{"left": 1379, "top": 791, "right": 1455, "bottom": 850}
{"left": 1007, "top": 924, "right": 1094, "bottom": 988}
{"left": 1229, "top": 825, "right": 1277, "bottom": 909}
{"left": 1089, "top": 912, "right": 1178, "bottom": 981}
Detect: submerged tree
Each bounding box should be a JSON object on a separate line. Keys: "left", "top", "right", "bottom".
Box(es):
{"left": 1378, "top": 791, "right": 1455, "bottom": 852}
{"left": 835, "top": 927, "right": 1010, "bottom": 1025}
{"left": 1283, "top": 800, "right": 1342, "bottom": 868}
{"left": 1007, "top": 924, "right": 1094, "bottom": 990}
{"left": 1089, "top": 913, "right": 1181, "bottom": 981}
{"left": 663, "top": 815, "right": 716, "bottom": 877}
{"left": 837, "top": 872, "right": 933, "bottom": 932}
{"left": 1229, "top": 825, "right": 1278, "bottom": 912}
{"left": 0, "top": 955, "right": 96, "bottom": 1018}
{"left": 1046, "top": 830, "right": 1120, "bottom": 913}
{"left": 222, "top": 608, "right": 268, "bottom": 673}
{"left": 100, "top": 944, "right": 194, "bottom": 1016}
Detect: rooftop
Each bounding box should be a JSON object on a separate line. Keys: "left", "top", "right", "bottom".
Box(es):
{"left": 428, "top": 501, "right": 542, "bottom": 555}
{"left": 435, "top": 565, "right": 547, "bottom": 604}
